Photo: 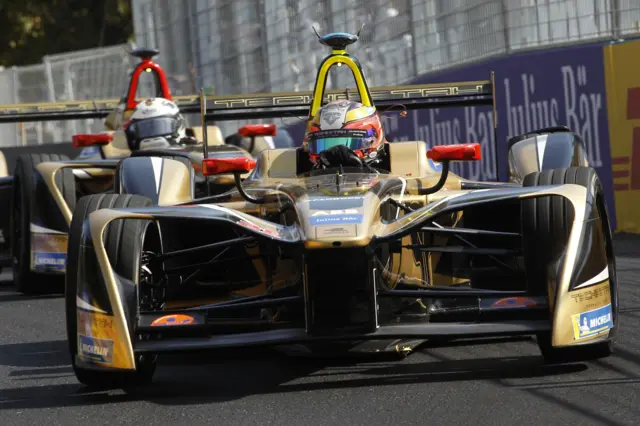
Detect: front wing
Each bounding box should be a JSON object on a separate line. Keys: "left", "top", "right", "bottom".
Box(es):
{"left": 71, "top": 184, "right": 617, "bottom": 372}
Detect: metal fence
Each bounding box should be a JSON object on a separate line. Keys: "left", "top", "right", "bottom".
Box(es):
{"left": 130, "top": 0, "right": 640, "bottom": 136}
{"left": 0, "top": 44, "right": 140, "bottom": 147}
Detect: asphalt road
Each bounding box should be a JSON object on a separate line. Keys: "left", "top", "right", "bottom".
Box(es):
{"left": 0, "top": 235, "right": 639, "bottom": 426}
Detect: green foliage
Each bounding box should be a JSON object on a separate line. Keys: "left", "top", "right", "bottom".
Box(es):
{"left": 0, "top": 0, "right": 133, "bottom": 67}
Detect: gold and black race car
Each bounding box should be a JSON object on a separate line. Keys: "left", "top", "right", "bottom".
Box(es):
{"left": 0, "top": 48, "right": 263, "bottom": 294}
{"left": 65, "top": 31, "right": 618, "bottom": 388}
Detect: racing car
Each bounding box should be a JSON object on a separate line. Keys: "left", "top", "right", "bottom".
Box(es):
{"left": 65, "top": 31, "right": 618, "bottom": 388}
{"left": 0, "top": 47, "right": 272, "bottom": 294}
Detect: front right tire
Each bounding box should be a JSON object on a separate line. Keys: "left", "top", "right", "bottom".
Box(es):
{"left": 66, "top": 193, "right": 157, "bottom": 388}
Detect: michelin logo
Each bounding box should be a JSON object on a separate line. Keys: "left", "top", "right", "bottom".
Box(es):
{"left": 78, "top": 335, "right": 114, "bottom": 364}
{"left": 572, "top": 303, "right": 613, "bottom": 340}
{"left": 34, "top": 252, "right": 66, "bottom": 270}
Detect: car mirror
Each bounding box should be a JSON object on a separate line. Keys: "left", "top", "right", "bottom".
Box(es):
{"left": 238, "top": 124, "right": 277, "bottom": 137}
{"left": 427, "top": 143, "right": 481, "bottom": 162}
{"left": 202, "top": 157, "right": 257, "bottom": 176}
{"left": 72, "top": 133, "right": 114, "bottom": 148}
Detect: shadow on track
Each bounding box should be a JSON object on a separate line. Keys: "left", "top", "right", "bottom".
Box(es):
{"left": 0, "top": 340, "right": 69, "bottom": 368}
{"left": 0, "top": 337, "right": 586, "bottom": 411}
{"left": 0, "top": 289, "right": 63, "bottom": 303}
{"left": 0, "top": 273, "right": 63, "bottom": 302}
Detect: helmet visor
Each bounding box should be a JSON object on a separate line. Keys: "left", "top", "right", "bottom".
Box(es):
{"left": 307, "top": 129, "right": 372, "bottom": 155}
{"left": 127, "top": 117, "right": 178, "bottom": 140}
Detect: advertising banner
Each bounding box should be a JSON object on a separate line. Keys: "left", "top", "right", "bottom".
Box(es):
{"left": 286, "top": 42, "right": 616, "bottom": 230}
{"left": 603, "top": 40, "right": 640, "bottom": 234}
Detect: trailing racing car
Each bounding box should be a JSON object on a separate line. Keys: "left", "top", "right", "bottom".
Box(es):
{"left": 65, "top": 31, "right": 618, "bottom": 387}
{"left": 0, "top": 47, "right": 267, "bottom": 294}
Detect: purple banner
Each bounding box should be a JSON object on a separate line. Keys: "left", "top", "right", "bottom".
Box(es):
{"left": 285, "top": 42, "right": 615, "bottom": 229}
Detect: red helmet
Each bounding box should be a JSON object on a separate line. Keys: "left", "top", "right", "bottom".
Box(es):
{"left": 304, "top": 100, "right": 385, "bottom": 163}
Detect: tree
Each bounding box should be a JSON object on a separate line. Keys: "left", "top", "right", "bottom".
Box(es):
{"left": 0, "top": 0, "right": 133, "bottom": 67}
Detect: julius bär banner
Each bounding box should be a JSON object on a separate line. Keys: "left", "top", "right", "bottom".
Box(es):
{"left": 386, "top": 43, "right": 615, "bottom": 230}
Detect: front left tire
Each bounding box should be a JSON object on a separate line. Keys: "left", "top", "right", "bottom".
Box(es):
{"left": 11, "top": 153, "right": 76, "bottom": 294}
{"left": 521, "top": 167, "right": 617, "bottom": 363}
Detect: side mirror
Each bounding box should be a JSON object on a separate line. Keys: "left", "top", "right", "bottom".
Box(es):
{"left": 427, "top": 143, "right": 481, "bottom": 162}
{"left": 418, "top": 143, "right": 481, "bottom": 196}
{"left": 72, "top": 133, "right": 113, "bottom": 148}
{"left": 202, "top": 157, "right": 257, "bottom": 176}
{"left": 238, "top": 124, "right": 277, "bottom": 137}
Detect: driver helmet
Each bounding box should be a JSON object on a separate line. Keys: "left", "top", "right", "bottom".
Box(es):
{"left": 304, "top": 100, "right": 385, "bottom": 163}
{"left": 124, "top": 98, "right": 187, "bottom": 151}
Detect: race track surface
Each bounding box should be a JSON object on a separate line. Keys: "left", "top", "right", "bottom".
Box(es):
{"left": 0, "top": 235, "right": 639, "bottom": 425}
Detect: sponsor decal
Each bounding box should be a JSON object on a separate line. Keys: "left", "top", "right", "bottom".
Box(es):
{"left": 33, "top": 252, "right": 66, "bottom": 271}
{"left": 315, "top": 224, "right": 357, "bottom": 239}
{"left": 319, "top": 101, "right": 350, "bottom": 129}
{"left": 32, "top": 233, "right": 67, "bottom": 250}
{"left": 77, "top": 146, "right": 101, "bottom": 158}
{"left": 571, "top": 303, "right": 613, "bottom": 340}
{"left": 570, "top": 285, "right": 610, "bottom": 306}
{"left": 310, "top": 214, "right": 363, "bottom": 226}
{"left": 151, "top": 314, "right": 196, "bottom": 327}
{"left": 491, "top": 297, "right": 537, "bottom": 308}
{"left": 309, "top": 196, "right": 365, "bottom": 210}
{"left": 311, "top": 208, "right": 360, "bottom": 216}
{"left": 77, "top": 311, "right": 113, "bottom": 335}
{"left": 78, "top": 335, "right": 114, "bottom": 364}
{"left": 236, "top": 219, "right": 281, "bottom": 238}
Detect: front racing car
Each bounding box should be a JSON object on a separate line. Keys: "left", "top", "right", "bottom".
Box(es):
{"left": 65, "top": 30, "right": 618, "bottom": 388}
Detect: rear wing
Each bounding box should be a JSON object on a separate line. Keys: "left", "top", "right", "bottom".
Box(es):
{"left": 201, "top": 74, "right": 497, "bottom": 127}
{"left": 199, "top": 72, "right": 498, "bottom": 183}
{"left": 0, "top": 95, "right": 202, "bottom": 124}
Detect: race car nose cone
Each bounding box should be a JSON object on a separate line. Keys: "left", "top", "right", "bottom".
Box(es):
{"left": 319, "top": 32, "right": 358, "bottom": 50}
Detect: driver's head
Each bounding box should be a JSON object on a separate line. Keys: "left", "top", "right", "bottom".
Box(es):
{"left": 304, "top": 100, "right": 385, "bottom": 167}
{"left": 124, "top": 98, "right": 187, "bottom": 151}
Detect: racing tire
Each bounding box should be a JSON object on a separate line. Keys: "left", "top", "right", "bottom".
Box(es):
{"left": 65, "top": 193, "right": 157, "bottom": 388}
{"left": 522, "top": 167, "right": 616, "bottom": 364}
{"left": 11, "top": 153, "right": 76, "bottom": 294}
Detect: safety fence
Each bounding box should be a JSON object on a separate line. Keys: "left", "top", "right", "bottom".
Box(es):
{"left": 129, "top": 0, "right": 640, "bottom": 136}
{"left": 0, "top": 45, "right": 135, "bottom": 147}
{"left": 2, "top": 1, "right": 639, "bottom": 145}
